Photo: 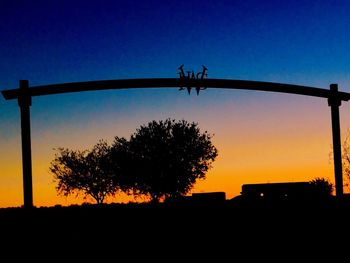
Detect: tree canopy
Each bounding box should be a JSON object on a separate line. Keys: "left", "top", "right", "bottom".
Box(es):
{"left": 50, "top": 140, "right": 121, "bottom": 204}
{"left": 112, "top": 118, "right": 218, "bottom": 202}
{"left": 309, "top": 177, "right": 334, "bottom": 198}
{"left": 50, "top": 119, "right": 218, "bottom": 204}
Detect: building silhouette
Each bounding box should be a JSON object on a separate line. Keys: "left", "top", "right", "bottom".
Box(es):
{"left": 241, "top": 182, "right": 314, "bottom": 202}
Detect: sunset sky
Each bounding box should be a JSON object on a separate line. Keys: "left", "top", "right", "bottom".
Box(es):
{"left": 2, "top": 0, "right": 350, "bottom": 208}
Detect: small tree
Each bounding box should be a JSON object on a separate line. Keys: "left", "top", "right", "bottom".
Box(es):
{"left": 309, "top": 177, "right": 334, "bottom": 198}
{"left": 343, "top": 131, "right": 350, "bottom": 191}
{"left": 50, "top": 140, "right": 120, "bottom": 204}
{"left": 112, "top": 118, "right": 218, "bottom": 202}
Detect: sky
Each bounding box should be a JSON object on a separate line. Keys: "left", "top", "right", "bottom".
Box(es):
{"left": 1, "top": 0, "right": 350, "bottom": 208}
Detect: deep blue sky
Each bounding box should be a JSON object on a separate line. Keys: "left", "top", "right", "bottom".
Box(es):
{"left": 2, "top": 0, "right": 350, "bottom": 87}
{"left": 2, "top": 0, "right": 350, "bottom": 137}
{"left": 2, "top": 0, "right": 350, "bottom": 206}
{"left": 2, "top": 0, "right": 350, "bottom": 125}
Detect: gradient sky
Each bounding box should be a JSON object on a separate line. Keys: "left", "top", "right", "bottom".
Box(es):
{"left": 1, "top": 0, "right": 350, "bottom": 208}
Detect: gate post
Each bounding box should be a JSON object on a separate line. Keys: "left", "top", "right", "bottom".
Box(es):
{"left": 328, "top": 84, "right": 343, "bottom": 198}
{"left": 18, "top": 80, "right": 33, "bottom": 208}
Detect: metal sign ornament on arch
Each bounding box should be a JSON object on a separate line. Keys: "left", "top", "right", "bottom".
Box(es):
{"left": 178, "top": 64, "right": 208, "bottom": 95}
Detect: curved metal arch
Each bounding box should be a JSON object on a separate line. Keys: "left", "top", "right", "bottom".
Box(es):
{"left": 2, "top": 78, "right": 350, "bottom": 100}
{"left": 1, "top": 77, "right": 349, "bottom": 208}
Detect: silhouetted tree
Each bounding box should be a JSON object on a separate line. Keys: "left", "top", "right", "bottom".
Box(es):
{"left": 109, "top": 136, "right": 132, "bottom": 193}
{"left": 342, "top": 131, "right": 350, "bottom": 190}
{"left": 309, "top": 177, "right": 334, "bottom": 198}
{"left": 112, "top": 118, "right": 218, "bottom": 202}
{"left": 50, "top": 140, "right": 121, "bottom": 204}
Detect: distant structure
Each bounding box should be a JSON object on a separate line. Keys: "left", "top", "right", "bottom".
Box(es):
{"left": 240, "top": 182, "right": 323, "bottom": 202}
{"left": 166, "top": 191, "right": 226, "bottom": 205}
{"left": 191, "top": 192, "right": 226, "bottom": 204}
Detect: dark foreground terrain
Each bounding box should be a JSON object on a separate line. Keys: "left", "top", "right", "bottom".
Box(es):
{"left": 1, "top": 199, "right": 349, "bottom": 259}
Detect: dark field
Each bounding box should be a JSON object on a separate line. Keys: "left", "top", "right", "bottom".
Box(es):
{"left": 1, "top": 200, "right": 349, "bottom": 259}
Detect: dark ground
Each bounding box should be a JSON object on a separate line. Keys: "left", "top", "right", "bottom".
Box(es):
{"left": 0, "top": 200, "right": 349, "bottom": 259}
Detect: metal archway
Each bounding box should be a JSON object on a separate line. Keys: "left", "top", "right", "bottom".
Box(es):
{"left": 2, "top": 77, "right": 350, "bottom": 208}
